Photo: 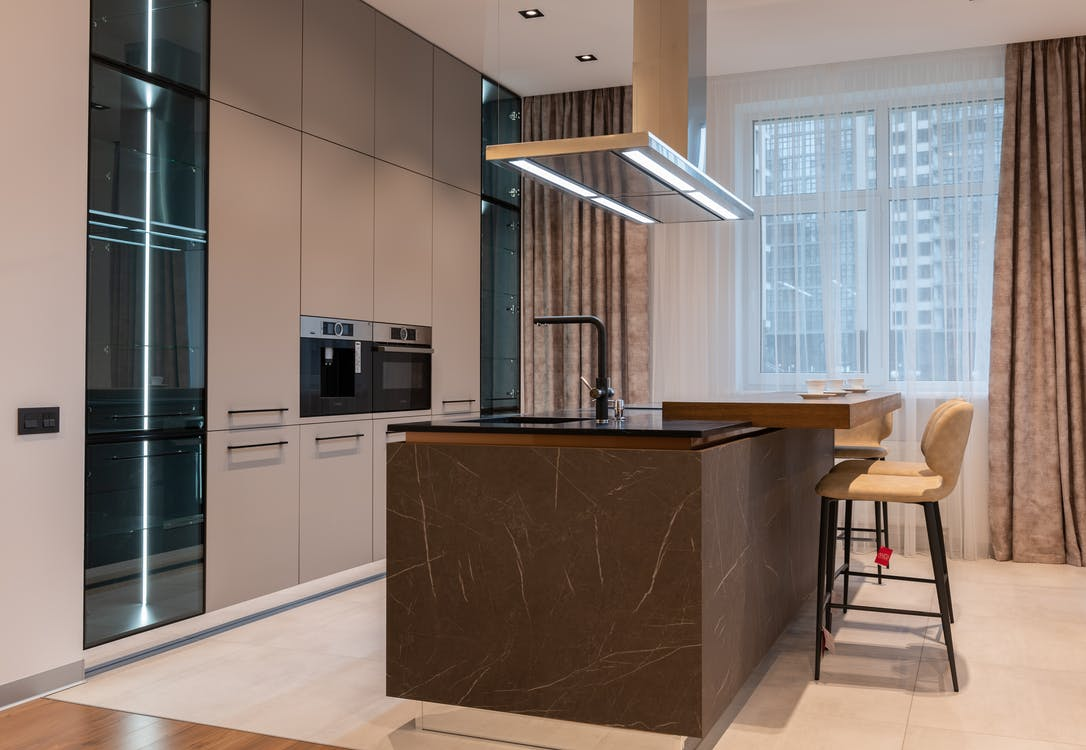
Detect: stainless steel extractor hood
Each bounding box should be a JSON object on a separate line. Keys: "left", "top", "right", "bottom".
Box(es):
{"left": 486, "top": 0, "right": 753, "bottom": 224}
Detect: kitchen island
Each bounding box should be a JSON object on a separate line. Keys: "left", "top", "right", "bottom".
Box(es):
{"left": 384, "top": 394, "right": 898, "bottom": 746}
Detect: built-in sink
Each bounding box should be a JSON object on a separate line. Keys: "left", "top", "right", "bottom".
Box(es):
{"left": 474, "top": 415, "right": 591, "bottom": 425}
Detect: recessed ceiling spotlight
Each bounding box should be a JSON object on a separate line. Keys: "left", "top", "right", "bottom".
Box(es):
{"left": 518, "top": 8, "right": 544, "bottom": 18}
{"left": 575, "top": 54, "right": 598, "bottom": 62}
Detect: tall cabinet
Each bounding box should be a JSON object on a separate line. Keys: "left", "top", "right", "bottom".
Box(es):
{"left": 200, "top": 0, "right": 485, "bottom": 614}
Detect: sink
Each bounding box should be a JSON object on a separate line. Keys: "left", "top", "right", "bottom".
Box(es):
{"left": 475, "top": 416, "right": 591, "bottom": 425}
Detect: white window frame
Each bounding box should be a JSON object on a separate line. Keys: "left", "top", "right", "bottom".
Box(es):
{"left": 732, "top": 83, "right": 1002, "bottom": 393}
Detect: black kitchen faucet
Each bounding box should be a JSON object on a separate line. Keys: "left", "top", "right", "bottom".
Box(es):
{"left": 533, "top": 314, "right": 614, "bottom": 423}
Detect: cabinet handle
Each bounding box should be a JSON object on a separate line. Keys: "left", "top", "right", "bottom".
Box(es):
{"left": 227, "top": 440, "right": 288, "bottom": 451}
{"left": 109, "top": 411, "right": 197, "bottom": 420}
{"left": 227, "top": 408, "right": 289, "bottom": 415}
{"left": 373, "top": 345, "right": 434, "bottom": 354}
{"left": 314, "top": 433, "right": 366, "bottom": 443}
{"left": 112, "top": 449, "right": 198, "bottom": 461}
{"left": 442, "top": 399, "right": 476, "bottom": 405}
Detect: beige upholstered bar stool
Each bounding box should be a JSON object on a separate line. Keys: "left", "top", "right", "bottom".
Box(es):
{"left": 834, "top": 411, "right": 894, "bottom": 588}
{"left": 814, "top": 399, "right": 973, "bottom": 691}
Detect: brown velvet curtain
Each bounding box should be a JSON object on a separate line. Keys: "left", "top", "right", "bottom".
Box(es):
{"left": 520, "top": 86, "right": 651, "bottom": 413}
{"left": 989, "top": 37, "right": 1086, "bottom": 565}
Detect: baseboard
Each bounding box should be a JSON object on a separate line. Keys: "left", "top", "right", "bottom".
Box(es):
{"left": 0, "top": 661, "right": 85, "bottom": 710}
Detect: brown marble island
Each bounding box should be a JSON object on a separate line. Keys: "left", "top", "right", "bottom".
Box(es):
{"left": 384, "top": 399, "right": 899, "bottom": 747}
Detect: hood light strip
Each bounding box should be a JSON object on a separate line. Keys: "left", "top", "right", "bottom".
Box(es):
{"left": 511, "top": 159, "right": 596, "bottom": 198}
{"left": 591, "top": 196, "right": 656, "bottom": 224}
{"left": 511, "top": 158, "right": 658, "bottom": 224}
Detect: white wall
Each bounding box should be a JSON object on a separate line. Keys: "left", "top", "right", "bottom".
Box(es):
{"left": 0, "top": 0, "right": 88, "bottom": 692}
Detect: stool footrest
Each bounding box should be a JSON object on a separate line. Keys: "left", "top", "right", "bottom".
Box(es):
{"left": 845, "top": 570, "right": 934, "bottom": 584}
{"left": 837, "top": 526, "right": 879, "bottom": 533}
{"left": 827, "top": 602, "right": 941, "bottom": 618}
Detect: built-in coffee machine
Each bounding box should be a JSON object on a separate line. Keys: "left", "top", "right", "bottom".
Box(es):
{"left": 300, "top": 316, "right": 374, "bottom": 417}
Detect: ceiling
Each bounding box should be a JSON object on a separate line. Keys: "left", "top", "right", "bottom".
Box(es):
{"left": 365, "top": 0, "right": 1086, "bottom": 96}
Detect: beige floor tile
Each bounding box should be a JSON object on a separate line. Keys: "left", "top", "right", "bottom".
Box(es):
{"left": 725, "top": 646, "right": 918, "bottom": 729}
{"left": 52, "top": 638, "right": 250, "bottom": 707}
{"left": 946, "top": 559, "right": 1086, "bottom": 589}
{"left": 919, "top": 613, "right": 1086, "bottom": 672}
{"left": 710, "top": 714, "right": 907, "bottom": 750}
{"left": 946, "top": 579, "right": 1086, "bottom": 623}
{"left": 910, "top": 658, "right": 1086, "bottom": 746}
{"left": 903, "top": 726, "right": 1086, "bottom": 750}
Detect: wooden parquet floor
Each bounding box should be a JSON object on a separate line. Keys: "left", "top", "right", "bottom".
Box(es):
{"left": 0, "top": 699, "right": 344, "bottom": 749}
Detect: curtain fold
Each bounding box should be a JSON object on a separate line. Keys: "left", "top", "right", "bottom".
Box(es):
{"left": 520, "top": 86, "right": 650, "bottom": 413}
{"left": 989, "top": 37, "right": 1086, "bottom": 565}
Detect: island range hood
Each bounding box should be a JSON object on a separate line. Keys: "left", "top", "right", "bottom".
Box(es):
{"left": 486, "top": 0, "right": 753, "bottom": 224}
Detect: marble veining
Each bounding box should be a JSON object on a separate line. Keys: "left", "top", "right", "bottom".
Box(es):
{"left": 386, "top": 430, "right": 830, "bottom": 737}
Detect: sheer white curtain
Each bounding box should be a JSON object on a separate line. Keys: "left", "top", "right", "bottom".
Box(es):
{"left": 651, "top": 47, "right": 1005, "bottom": 559}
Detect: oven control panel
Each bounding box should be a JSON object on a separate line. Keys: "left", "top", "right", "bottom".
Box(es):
{"left": 300, "top": 316, "right": 373, "bottom": 341}
{"left": 372, "top": 321, "right": 433, "bottom": 346}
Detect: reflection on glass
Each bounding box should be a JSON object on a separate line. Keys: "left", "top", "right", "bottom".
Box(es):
{"left": 87, "top": 62, "right": 207, "bottom": 433}
{"left": 481, "top": 200, "right": 521, "bottom": 412}
{"left": 482, "top": 79, "right": 522, "bottom": 205}
{"left": 92, "top": 0, "right": 210, "bottom": 93}
{"left": 84, "top": 436, "right": 205, "bottom": 647}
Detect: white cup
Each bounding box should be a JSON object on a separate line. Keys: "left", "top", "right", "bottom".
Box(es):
{"left": 806, "top": 379, "right": 826, "bottom": 394}
{"left": 826, "top": 378, "right": 844, "bottom": 392}
{"left": 848, "top": 376, "right": 865, "bottom": 390}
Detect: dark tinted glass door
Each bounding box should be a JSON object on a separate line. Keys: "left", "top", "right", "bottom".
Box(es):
{"left": 86, "top": 61, "right": 207, "bottom": 434}
{"left": 373, "top": 350, "right": 431, "bottom": 412}
{"left": 85, "top": 435, "right": 205, "bottom": 647}
{"left": 92, "top": 0, "right": 210, "bottom": 93}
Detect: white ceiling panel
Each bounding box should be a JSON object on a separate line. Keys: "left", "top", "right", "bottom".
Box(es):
{"left": 365, "top": 0, "right": 1086, "bottom": 96}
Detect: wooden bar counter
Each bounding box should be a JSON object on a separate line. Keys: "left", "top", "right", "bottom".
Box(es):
{"left": 664, "top": 390, "right": 902, "bottom": 430}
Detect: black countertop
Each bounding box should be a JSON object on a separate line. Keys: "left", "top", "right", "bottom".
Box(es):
{"left": 387, "top": 409, "right": 756, "bottom": 440}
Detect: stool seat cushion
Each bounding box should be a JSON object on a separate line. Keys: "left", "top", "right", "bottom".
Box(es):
{"left": 831, "top": 458, "right": 936, "bottom": 477}
{"left": 816, "top": 462, "right": 947, "bottom": 503}
{"left": 834, "top": 444, "right": 888, "bottom": 459}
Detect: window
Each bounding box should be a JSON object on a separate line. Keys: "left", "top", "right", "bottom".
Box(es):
{"left": 747, "top": 91, "right": 1002, "bottom": 384}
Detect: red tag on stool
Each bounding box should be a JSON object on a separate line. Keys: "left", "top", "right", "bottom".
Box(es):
{"left": 822, "top": 627, "right": 836, "bottom": 654}
{"left": 875, "top": 546, "right": 893, "bottom": 566}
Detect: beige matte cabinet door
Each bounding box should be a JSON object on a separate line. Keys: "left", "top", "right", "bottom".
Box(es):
{"left": 374, "top": 14, "right": 433, "bottom": 176}
{"left": 206, "top": 427, "right": 300, "bottom": 611}
{"left": 374, "top": 161, "right": 432, "bottom": 325}
{"left": 208, "top": 103, "right": 301, "bottom": 430}
{"left": 302, "top": 0, "right": 375, "bottom": 153}
{"left": 211, "top": 0, "right": 302, "bottom": 128}
{"left": 301, "top": 135, "right": 375, "bottom": 320}
{"left": 433, "top": 50, "right": 482, "bottom": 194}
{"left": 432, "top": 183, "right": 481, "bottom": 416}
{"left": 299, "top": 421, "right": 373, "bottom": 582}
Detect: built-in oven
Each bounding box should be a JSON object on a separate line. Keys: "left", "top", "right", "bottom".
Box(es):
{"left": 371, "top": 322, "right": 432, "bottom": 413}
{"left": 300, "top": 316, "right": 374, "bottom": 417}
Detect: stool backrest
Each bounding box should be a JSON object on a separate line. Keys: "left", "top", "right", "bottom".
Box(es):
{"left": 920, "top": 399, "right": 974, "bottom": 489}
{"left": 835, "top": 411, "right": 894, "bottom": 445}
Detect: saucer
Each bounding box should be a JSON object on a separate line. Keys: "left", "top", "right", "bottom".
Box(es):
{"left": 798, "top": 392, "right": 835, "bottom": 399}
{"left": 844, "top": 387, "right": 870, "bottom": 393}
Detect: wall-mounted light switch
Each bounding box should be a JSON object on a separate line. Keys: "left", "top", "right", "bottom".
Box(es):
{"left": 18, "top": 407, "right": 60, "bottom": 435}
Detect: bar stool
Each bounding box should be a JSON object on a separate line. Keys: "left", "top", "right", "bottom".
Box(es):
{"left": 834, "top": 411, "right": 894, "bottom": 590}
{"left": 814, "top": 399, "right": 973, "bottom": 691}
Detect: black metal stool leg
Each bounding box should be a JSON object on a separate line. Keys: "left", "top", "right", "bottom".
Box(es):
{"left": 825, "top": 500, "right": 839, "bottom": 632}
{"left": 932, "top": 502, "right": 953, "bottom": 622}
{"left": 815, "top": 498, "right": 831, "bottom": 680}
{"left": 924, "top": 503, "right": 959, "bottom": 692}
{"left": 874, "top": 500, "right": 884, "bottom": 584}
{"left": 842, "top": 500, "right": 853, "bottom": 612}
{"left": 882, "top": 501, "right": 891, "bottom": 568}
